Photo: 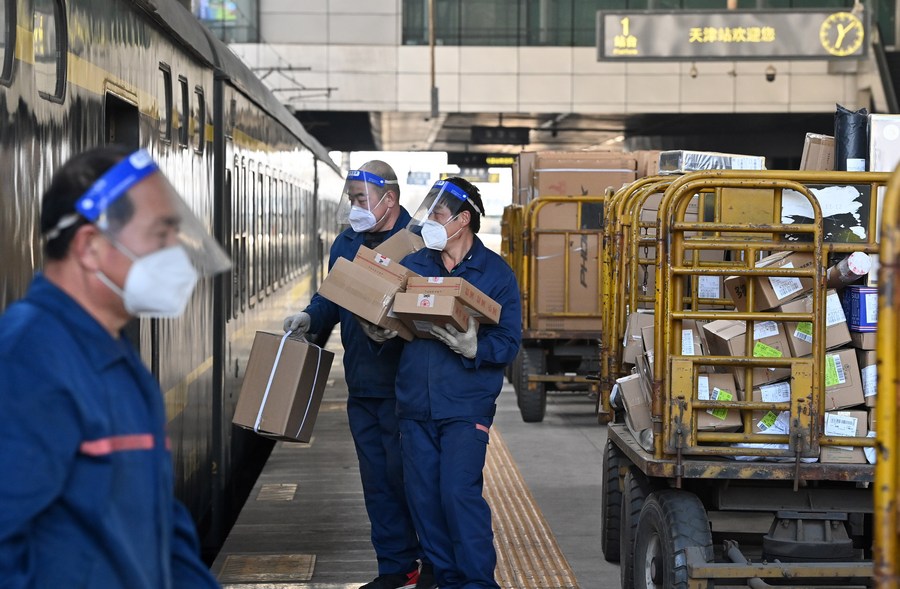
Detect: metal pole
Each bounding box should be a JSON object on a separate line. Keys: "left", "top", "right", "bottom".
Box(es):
{"left": 429, "top": 0, "right": 439, "bottom": 117}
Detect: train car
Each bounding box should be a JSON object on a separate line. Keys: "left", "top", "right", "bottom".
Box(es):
{"left": 0, "top": 0, "right": 343, "bottom": 553}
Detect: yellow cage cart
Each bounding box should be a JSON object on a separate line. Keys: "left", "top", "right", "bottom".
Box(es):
{"left": 603, "top": 170, "right": 886, "bottom": 588}
{"left": 501, "top": 194, "right": 606, "bottom": 422}
{"left": 874, "top": 165, "right": 900, "bottom": 589}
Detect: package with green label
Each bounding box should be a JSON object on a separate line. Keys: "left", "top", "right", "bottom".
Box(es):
{"left": 702, "top": 319, "right": 793, "bottom": 391}
{"left": 696, "top": 373, "right": 742, "bottom": 431}
{"left": 823, "top": 348, "right": 864, "bottom": 410}
{"left": 778, "top": 289, "right": 851, "bottom": 357}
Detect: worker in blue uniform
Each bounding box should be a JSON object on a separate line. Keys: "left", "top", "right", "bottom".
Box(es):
{"left": 283, "top": 161, "right": 432, "bottom": 589}
{"left": 396, "top": 177, "right": 522, "bottom": 589}
{"left": 0, "top": 146, "right": 231, "bottom": 588}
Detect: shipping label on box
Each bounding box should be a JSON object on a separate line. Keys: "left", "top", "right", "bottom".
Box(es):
{"left": 318, "top": 257, "right": 414, "bottom": 341}
{"left": 725, "top": 252, "right": 815, "bottom": 312}
{"left": 823, "top": 348, "right": 864, "bottom": 410}
{"left": 842, "top": 286, "right": 878, "bottom": 332}
{"left": 702, "top": 319, "right": 792, "bottom": 391}
{"left": 406, "top": 276, "right": 500, "bottom": 324}
{"left": 697, "top": 373, "right": 742, "bottom": 431}
{"left": 857, "top": 349, "right": 877, "bottom": 408}
{"left": 392, "top": 292, "right": 471, "bottom": 339}
{"left": 233, "top": 332, "right": 335, "bottom": 442}
{"left": 374, "top": 228, "right": 425, "bottom": 263}
{"left": 780, "top": 289, "right": 851, "bottom": 357}
{"left": 821, "top": 410, "right": 867, "bottom": 463}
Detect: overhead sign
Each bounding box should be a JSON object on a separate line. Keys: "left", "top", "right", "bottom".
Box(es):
{"left": 471, "top": 126, "right": 530, "bottom": 145}
{"left": 597, "top": 9, "right": 867, "bottom": 61}
{"left": 448, "top": 152, "right": 517, "bottom": 168}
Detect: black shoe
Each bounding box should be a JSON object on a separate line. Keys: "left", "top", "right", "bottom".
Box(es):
{"left": 359, "top": 569, "right": 419, "bottom": 589}
{"left": 415, "top": 562, "right": 438, "bottom": 589}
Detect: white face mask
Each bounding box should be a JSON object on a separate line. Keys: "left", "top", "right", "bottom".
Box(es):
{"left": 347, "top": 193, "right": 388, "bottom": 233}
{"left": 98, "top": 245, "right": 199, "bottom": 318}
{"left": 421, "top": 216, "right": 461, "bottom": 251}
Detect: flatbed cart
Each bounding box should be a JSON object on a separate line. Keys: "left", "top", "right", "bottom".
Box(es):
{"left": 501, "top": 194, "right": 606, "bottom": 422}
{"left": 874, "top": 165, "right": 900, "bottom": 589}
{"left": 602, "top": 170, "right": 888, "bottom": 588}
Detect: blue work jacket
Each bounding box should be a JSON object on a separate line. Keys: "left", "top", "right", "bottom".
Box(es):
{"left": 396, "top": 237, "right": 522, "bottom": 420}
{"left": 0, "top": 274, "right": 218, "bottom": 589}
{"left": 305, "top": 207, "right": 412, "bottom": 398}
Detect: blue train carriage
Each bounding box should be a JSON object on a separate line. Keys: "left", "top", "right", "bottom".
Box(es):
{"left": 0, "top": 0, "right": 342, "bottom": 551}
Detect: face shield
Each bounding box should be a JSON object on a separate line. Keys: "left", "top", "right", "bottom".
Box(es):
{"left": 73, "top": 149, "right": 231, "bottom": 277}
{"left": 408, "top": 179, "right": 481, "bottom": 234}
{"left": 339, "top": 169, "right": 394, "bottom": 232}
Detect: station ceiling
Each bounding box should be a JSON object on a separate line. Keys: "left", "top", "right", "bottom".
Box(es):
{"left": 295, "top": 110, "right": 835, "bottom": 168}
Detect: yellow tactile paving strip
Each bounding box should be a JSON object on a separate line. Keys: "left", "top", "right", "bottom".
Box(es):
{"left": 486, "top": 427, "right": 580, "bottom": 589}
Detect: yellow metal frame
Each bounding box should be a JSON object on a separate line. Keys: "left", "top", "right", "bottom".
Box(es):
{"left": 875, "top": 166, "right": 900, "bottom": 589}
{"left": 650, "top": 170, "right": 886, "bottom": 470}
{"left": 522, "top": 195, "right": 606, "bottom": 335}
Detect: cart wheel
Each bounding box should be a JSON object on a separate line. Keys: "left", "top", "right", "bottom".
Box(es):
{"left": 619, "top": 467, "right": 655, "bottom": 589}
{"left": 516, "top": 347, "right": 546, "bottom": 423}
{"left": 601, "top": 440, "right": 625, "bottom": 563}
{"left": 633, "top": 490, "right": 713, "bottom": 589}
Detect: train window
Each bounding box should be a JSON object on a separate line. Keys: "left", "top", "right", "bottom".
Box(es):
{"left": 158, "top": 64, "right": 172, "bottom": 143}
{"left": 248, "top": 169, "right": 256, "bottom": 309}
{"left": 178, "top": 76, "right": 188, "bottom": 148}
{"left": 33, "top": 0, "right": 66, "bottom": 101}
{"left": 0, "top": 0, "right": 16, "bottom": 85}
{"left": 193, "top": 86, "right": 205, "bottom": 154}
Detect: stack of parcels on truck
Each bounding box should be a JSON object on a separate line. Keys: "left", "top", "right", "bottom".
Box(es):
{"left": 616, "top": 249, "right": 879, "bottom": 463}
{"left": 392, "top": 277, "right": 501, "bottom": 339}
{"left": 513, "top": 150, "right": 660, "bottom": 205}
{"left": 716, "top": 251, "right": 876, "bottom": 463}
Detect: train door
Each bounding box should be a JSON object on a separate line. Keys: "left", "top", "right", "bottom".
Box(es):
{"left": 103, "top": 91, "right": 150, "bottom": 366}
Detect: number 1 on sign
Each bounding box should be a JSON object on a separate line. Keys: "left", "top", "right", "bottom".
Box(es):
{"left": 620, "top": 17, "right": 630, "bottom": 36}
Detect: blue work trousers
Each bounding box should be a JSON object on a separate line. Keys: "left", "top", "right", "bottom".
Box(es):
{"left": 348, "top": 396, "right": 420, "bottom": 575}
{"left": 399, "top": 417, "right": 499, "bottom": 589}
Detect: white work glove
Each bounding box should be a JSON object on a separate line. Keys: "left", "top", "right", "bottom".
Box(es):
{"left": 357, "top": 317, "right": 399, "bottom": 344}
{"left": 283, "top": 312, "right": 311, "bottom": 335}
{"left": 431, "top": 316, "right": 479, "bottom": 359}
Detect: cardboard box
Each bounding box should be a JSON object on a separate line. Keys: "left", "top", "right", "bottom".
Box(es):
{"left": 658, "top": 150, "right": 765, "bottom": 174}
{"left": 823, "top": 348, "right": 864, "bottom": 410}
{"left": 354, "top": 245, "right": 418, "bottom": 287}
{"left": 533, "top": 152, "right": 637, "bottom": 197}
{"left": 318, "top": 257, "right": 415, "bottom": 341}
{"left": 406, "top": 277, "right": 500, "bottom": 324}
{"left": 779, "top": 290, "right": 851, "bottom": 357}
{"left": 374, "top": 228, "right": 425, "bottom": 263}
{"left": 392, "top": 292, "right": 471, "bottom": 339}
{"left": 635, "top": 149, "right": 662, "bottom": 178}
{"left": 622, "top": 312, "right": 654, "bottom": 365}
{"left": 842, "top": 286, "right": 878, "bottom": 332}
{"left": 820, "top": 410, "right": 867, "bottom": 463}
{"left": 857, "top": 349, "right": 877, "bottom": 408}
{"left": 850, "top": 331, "right": 877, "bottom": 350}
{"left": 617, "top": 373, "right": 652, "bottom": 432}
{"left": 725, "top": 251, "right": 815, "bottom": 312}
{"left": 702, "top": 319, "right": 792, "bottom": 391}
{"left": 696, "top": 373, "right": 742, "bottom": 431}
{"left": 533, "top": 231, "right": 602, "bottom": 331}
{"left": 514, "top": 151, "right": 539, "bottom": 205}
{"left": 233, "top": 332, "right": 335, "bottom": 442}
{"left": 799, "top": 133, "right": 835, "bottom": 171}
{"left": 752, "top": 380, "right": 792, "bottom": 405}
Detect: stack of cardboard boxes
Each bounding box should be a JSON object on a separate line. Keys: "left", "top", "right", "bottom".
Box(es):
{"left": 615, "top": 248, "right": 877, "bottom": 464}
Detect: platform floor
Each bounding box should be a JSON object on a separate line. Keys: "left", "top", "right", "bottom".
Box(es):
{"left": 212, "top": 346, "right": 620, "bottom": 589}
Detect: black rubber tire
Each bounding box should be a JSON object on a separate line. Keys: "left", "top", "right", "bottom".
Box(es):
{"left": 619, "top": 467, "right": 655, "bottom": 589}
{"left": 633, "top": 490, "right": 713, "bottom": 589}
{"left": 601, "top": 440, "right": 625, "bottom": 563}
{"left": 516, "top": 347, "right": 546, "bottom": 423}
